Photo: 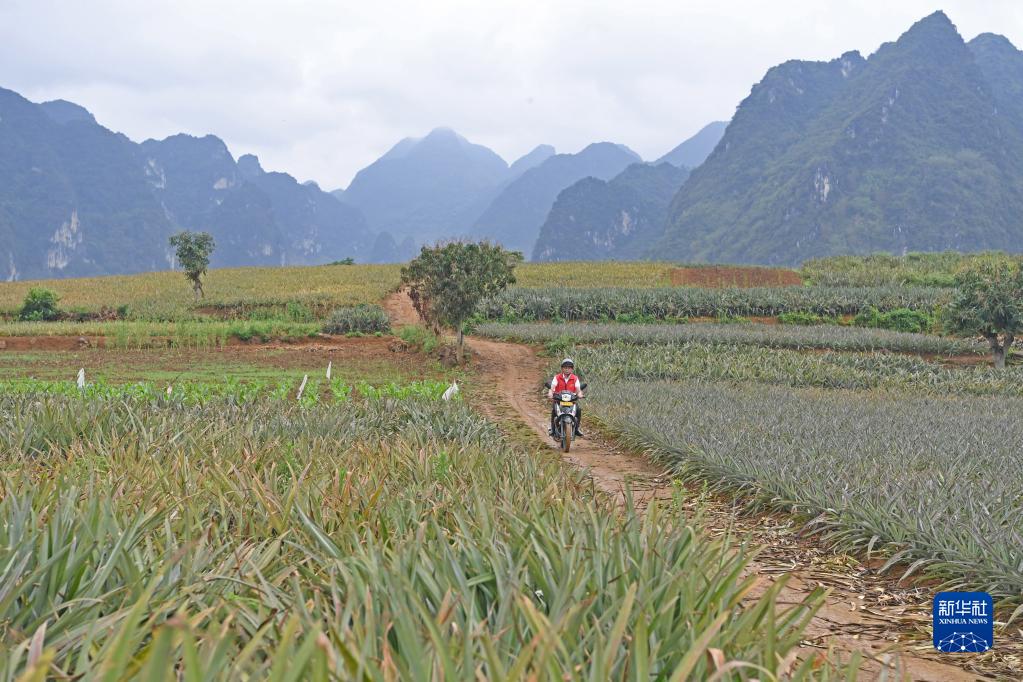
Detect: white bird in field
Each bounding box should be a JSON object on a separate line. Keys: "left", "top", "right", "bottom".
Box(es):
{"left": 166, "top": 385, "right": 173, "bottom": 396}
{"left": 76, "top": 368, "right": 85, "bottom": 389}
{"left": 326, "top": 361, "right": 332, "bottom": 380}
{"left": 297, "top": 374, "right": 309, "bottom": 401}
{"left": 442, "top": 381, "right": 459, "bottom": 401}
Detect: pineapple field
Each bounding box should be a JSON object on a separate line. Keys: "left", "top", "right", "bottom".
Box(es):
{"left": 0, "top": 257, "right": 1019, "bottom": 679}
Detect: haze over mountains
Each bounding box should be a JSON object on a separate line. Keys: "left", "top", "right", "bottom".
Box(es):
{"left": 339, "top": 128, "right": 509, "bottom": 245}
{"left": 470, "top": 142, "right": 643, "bottom": 255}
{"left": 654, "top": 122, "right": 728, "bottom": 168}
{"left": 534, "top": 162, "right": 690, "bottom": 262}
{"left": 0, "top": 87, "right": 372, "bottom": 280}
{"left": 4, "top": 10, "right": 1023, "bottom": 279}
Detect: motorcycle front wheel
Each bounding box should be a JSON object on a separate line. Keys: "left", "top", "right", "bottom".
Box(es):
{"left": 560, "top": 419, "right": 572, "bottom": 453}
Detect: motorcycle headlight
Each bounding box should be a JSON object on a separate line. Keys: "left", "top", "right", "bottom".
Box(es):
{"left": 561, "top": 393, "right": 573, "bottom": 401}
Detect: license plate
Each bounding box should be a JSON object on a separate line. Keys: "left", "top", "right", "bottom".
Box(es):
{"left": 560, "top": 401, "right": 574, "bottom": 406}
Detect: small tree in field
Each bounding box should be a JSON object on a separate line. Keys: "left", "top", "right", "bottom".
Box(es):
{"left": 943, "top": 258, "right": 1023, "bottom": 369}
{"left": 169, "top": 231, "right": 216, "bottom": 300}
{"left": 19, "top": 287, "right": 61, "bottom": 321}
{"left": 401, "top": 241, "right": 520, "bottom": 361}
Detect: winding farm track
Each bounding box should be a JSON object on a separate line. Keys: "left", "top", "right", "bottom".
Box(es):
{"left": 385, "top": 292, "right": 992, "bottom": 681}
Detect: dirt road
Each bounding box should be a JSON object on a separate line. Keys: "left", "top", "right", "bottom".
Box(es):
{"left": 384, "top": 292, "right": 993, "bottom": 680}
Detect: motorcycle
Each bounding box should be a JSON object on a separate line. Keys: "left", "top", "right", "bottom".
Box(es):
{"left": 543, "top": 380, "right": 587, "bottom": 453}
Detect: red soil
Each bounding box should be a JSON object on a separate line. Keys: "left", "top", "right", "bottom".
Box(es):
{"left": 671, "top": 266, "right": 803, "bottom": 288}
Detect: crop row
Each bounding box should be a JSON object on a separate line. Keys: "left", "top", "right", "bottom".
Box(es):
{"left": 477, "top": 321, "right": 985, "bottom": 355}
{"left": 801, "top": 251, "right": 1023, "bottom": 287}
{"left": 0, "top": 319, "right": 323, "bottom": 345}
{"left": 0, "top": 395, "right": 849, "bottom": 679}
{"left": 569, "top": 342, "right": 1021, "bottom": 395}
{"left": 594, "top": 380, "right": 1023, "bottom": 601}
{"left": 477, "top": 285, "right": 948, "bottom": 321}
{"left": 0, "top": 377, "right": 455, "bottom": 406}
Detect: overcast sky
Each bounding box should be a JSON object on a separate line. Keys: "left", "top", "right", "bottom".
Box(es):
{"left": 2, "top": 1, "right": 1020, "bottom": 189}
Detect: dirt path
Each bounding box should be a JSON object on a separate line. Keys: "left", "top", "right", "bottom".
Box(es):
{"left": 384, "top": 293, "right": 994, "bottom": 680}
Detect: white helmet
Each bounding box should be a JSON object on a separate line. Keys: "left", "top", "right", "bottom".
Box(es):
{"left": 561, "top": 358, "right": 574, "bottom": 368}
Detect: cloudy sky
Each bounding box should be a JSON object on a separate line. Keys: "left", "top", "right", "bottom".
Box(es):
{"left": 2, "top": 1, "right": 1020, "bottom": 189}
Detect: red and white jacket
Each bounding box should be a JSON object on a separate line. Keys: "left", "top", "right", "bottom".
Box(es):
{"left": 549, "top": 372, "right": 582, "bottom": 398}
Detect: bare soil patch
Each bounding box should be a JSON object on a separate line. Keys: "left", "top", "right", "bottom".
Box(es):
{"left": 383, "top": 290, "right": 420, "bottom": 327}
{"left": 0, "top": 336, "right": 103, "bottom": 351}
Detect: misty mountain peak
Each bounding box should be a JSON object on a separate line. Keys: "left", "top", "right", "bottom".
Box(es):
{"left": 416, "top": 127, "right": 481, "bottom": 153}
{"left": 911, "top": 9, "right": 954, "bottom": 31}
{"left": 39, "top": 99, "right": 97, "bottom": 125}
{"left": 424, "top": 126, "right": 462, "bottom": 140}
{"left": 656, "top": 121, "right": 728, "bottom": 168}
{"left": 509, "top": 144, "right": 556, "bottom": 176}
{"left": 376, "top": 127, "right": 504, "bottom": 165}
{"left": 343, "top": 128, "right": 509, "bottom": 242}
{"left": 970, "top": 32, "right": 1021, "bottom": 55}
{"left": 883, "top": 9, "right": 964, "bottom": 56}
{"left": 237, "top": 153, "right": 264, "bottom": 179}
{"left": 146, "top": 133, "right": 233, "bottom": 160}
{"left": 579, "top": 141, "right": 642, "bottom": 162}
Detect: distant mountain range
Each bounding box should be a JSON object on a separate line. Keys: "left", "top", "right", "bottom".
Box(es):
{"left": 654, "top": 121, "right": 727, "bottom": 168}
{"left": 0, "top": 88, "right": 373, "bottom": 280}
{"left": 656, "top": 11, "right": 1023, "bottom": 264}
{"left": 7, "top": 10, "right": 1018, "bottom": 278}
{"left": 334, "top": 124, "right": 719, "bottom": 259}
{"left": 339, "top": 127, "right": 510, "bottom": 246}
{"left": 470, "top": 142, "right": 643, "bottom": 254}
{"left": 534, "top": 162, "right": 689, "bottom": 262}
{"left": 530, "top": 123, "right": 722, "bottom": 262}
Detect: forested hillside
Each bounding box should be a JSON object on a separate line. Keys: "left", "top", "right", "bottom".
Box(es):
{"left": 656, "top": 12, "right": 1023, "bottom": 264}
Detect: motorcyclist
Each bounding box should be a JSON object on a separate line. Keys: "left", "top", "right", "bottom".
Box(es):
{"left": 548, "top": 358, "right": 584, "bottom": 437}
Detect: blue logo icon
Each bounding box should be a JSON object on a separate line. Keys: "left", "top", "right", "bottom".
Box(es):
{"left": 933, "top": 591, "right": 993, "bottom": 653}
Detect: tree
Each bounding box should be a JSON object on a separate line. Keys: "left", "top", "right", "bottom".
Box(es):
{"left": 19, "top": 287, "right": 60, "bottom": 321}
{"left": 943, "top": 258, "right": 1023, "bottom": 369}
{"left": 400, "top": 241, "right": 520, "bottom": 361}
{"left": 169, "top": 231, "right": 216, "bottom": 300}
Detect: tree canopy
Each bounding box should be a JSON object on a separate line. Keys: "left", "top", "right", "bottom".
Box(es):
{"left": 169, "top": 231, "right": 216, "bottom": 300}
{"left": 943, "top": 257, "right": 1023, "bottom": 369}
{"left": 401, "top": 241, "right": 520, "bottom": 360}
